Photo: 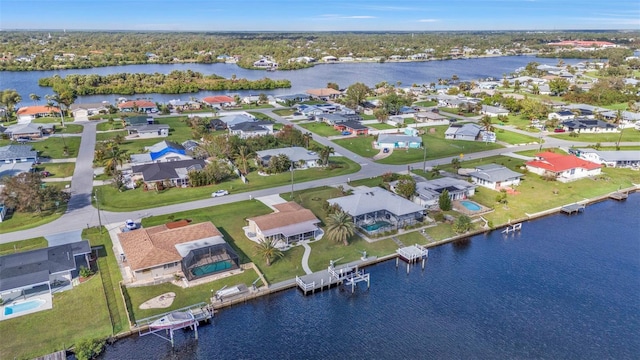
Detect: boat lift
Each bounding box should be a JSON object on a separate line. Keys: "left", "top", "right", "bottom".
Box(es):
{"left": 136, "top": 302, "right": 213, "bottom": 347}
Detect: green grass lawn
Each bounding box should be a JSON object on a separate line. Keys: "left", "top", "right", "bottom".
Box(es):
{"left": 360, "top": 114, "right": 377, "bottom": 120}
{"left": 96, "top": 121, "right": 125, "bottom": 131}
{"left": 498, "top": 114, "right": 542, "bottom": 132}
{"left": 368, "top": 123, "right": 396, "bottom": 130}
{"left": 30, "top": 137, "right": 81, "bottom": 159}
{"left": 333, "top": 126, "right": 503, "bottom": 164}
{"left": 439, "top": 107, "right": 477, "bottom": 117}
{"left": 32, "top": 116, "right": 63, "bottom": 124}
{"left": 0, "top": 237, "right": 48, "bottom": 256}
{"left": 272, "top": 109, "right": 294, "bottom": 116}
{"left": 549, "top": 129, "right": 640, "bottom": 143}
{"left": 0, "top": 276, "right": 112, "bottom": 360}
{"left": 298, "top": 121, "right": 342, "bottom": 136}
{"left": 413, "top": 100, "right": 437, "bottom": 107}
{"left": 495, "top": 128, "right": 540, "bottom": 145}
{"left": 0, "top": 206, "right": 66, "bottom": 234}
{"left": 57, "top": 124, "right": 84, "bottom": 134}
{"left": 601, "top": 102, "right": 629, "bottom": 111}
{"left": 248, "top": 111, "right": 274, "bottom": 121}
{"left": 97, "top": 157, "right": 360, "bottom": 212}
{"left": 240, "top": 104, "right": 274, "bottom": 110}
{"left": 96, "top": 130, "right": 127, "bottom": 141}
{"left": 34, "top": 162, "right": 75, "bottom": 178}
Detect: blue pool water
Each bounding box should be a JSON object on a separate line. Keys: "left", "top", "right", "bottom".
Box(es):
{"left": 191, "top": 261, "right": 233, "bottom": 277}
{"left": 460, "top": 200, "right": 482, "bottom": 211}
{"left": 4, "top": 299, "right": 45, "bottom": 315}
{"left": 362, "top": 221, "right": 391, "bottom": 232}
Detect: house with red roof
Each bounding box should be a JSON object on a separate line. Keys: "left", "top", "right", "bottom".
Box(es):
{"left": 202, "top": 96, "right": 235, "bottom": 108}
{"left": 16, "top": 105, "right": 61, "bottom": 123}
{"left": 525, "top": 152, "right": 602, "bottom": 183}
{"left": 117, "top": 100, "right": 157, "bottom": 113}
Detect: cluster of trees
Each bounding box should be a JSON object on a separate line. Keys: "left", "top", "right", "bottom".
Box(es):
{"left": 3, "top": 31, "right": 637, "bottom": 71}
{"left": 0, "top": 172, "right": 70, "bottom": 213}
{"left": 563, "top": 77, "right": 639, "bottom": 106}
{"left": 187, "top": 160, "right": 234, "bottom": 186}
{"left": 38, "top": 71, "right": 291, "bottom": 95}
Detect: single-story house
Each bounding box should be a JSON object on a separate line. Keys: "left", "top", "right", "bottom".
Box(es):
{"left": 0, "top": 241, "right": 91, "bottom": 308}
{"left": 0, "top": 161, "right": 34, "bottom": 182}
{"left": 480, "top": 105, "right": 510, "bottom": 117}
{"left": 467, "top": 164, "right": 523, "bottom": 190}
{"left": 118, "top": 221, "right": 239, "bottom": 283}
{"left": 334, "top": 120, "right": 369, "bottom": 135}
{"left": 570, "top": 148, "right": 640, "bottom": 169}
{"left": 414, "top": 111, "right": 449, "bottom": 124}
{"left": 168, "top": 99, "right": 201, "bottom": 111}
{"left": 123, "top": 115, "right": 154, "bottom": 126}
{"left": 209, "top": 118, "right": 227, "bottom": 131}
{"left": 202, "top": 96, "right": 235, "bottom": 108}
{"left": 393, "top": 177, "right": 476, "bottom": 208}
{"left": 0, "top": 144, "right": 38, "bottom": 164}
{"left": 255, "top": 147, "right": 321, "bottom": 168}
{"left": 229, "top": 121, "right": 274, "bottom": 139}
{"left": 548, "top": 110, "right": 575, "bottom": 121}
{"left": 131, "top": 159, "right": 206, "bottom": 188}
{"left": 445, "top": 123, "right": 495, "bottom": 142}
{"left": 327, "top": 186, "right": 425, "bottom": 235}
{"left": 130, "top": 141, "right": 192, "bottom": 165}
{"left": 317, "top": 113, "right": 351, "bottom": 125}
{"left": 600, "top": 110, "right": 640, "bottom": 128}
{"left": 561, "top": 119, "right": 618, "bottom": 133}
{"left": 70, "top": 103, "right": 109, "bottom": 119}
{"left": 526, "top": 152, "right": 602, "bottom": 182}
{"left": 375, "top": 134, "right": 422, "bottom": 149}
{"left": 306, "top": 88, "right": 341, "bottom": 101}
{"left": 118, "top": 100, "right": 157, "bottom": 113}
{"left": 219, "top": 113, "right": 255, "bottom": 127}
{"left": 16, "top": 105, "right": 61, "bottom": 123}
{"left": 125, "top": 124, "right": 170, "bottom": 138}
{"left": 275, "top": 93, "right": 311, "bottom": 104}
{"left": 246, "top": 202, "right": 320, "bottom": 245}
{"left": 253, "top": 58, "right": 278, "bottom": 69}
{"left": 3, "top": 122, "right": 55, "bottom": 140}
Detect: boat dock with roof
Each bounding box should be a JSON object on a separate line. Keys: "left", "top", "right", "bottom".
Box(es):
{"left": 135, "top": 302, "right": 213, "bottom": 347}
{"left": 396, "top": 244, "right": 429, "bottom": 273}
{"left": 296, "top": 257, "right": 372, "bottom": 295}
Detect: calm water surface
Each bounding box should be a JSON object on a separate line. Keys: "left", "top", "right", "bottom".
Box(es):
{"left": 1, "top": 56, "right": 582, "bottom": 104}
{"left": 103, "top": 194, "right": 640, "bottom": 360}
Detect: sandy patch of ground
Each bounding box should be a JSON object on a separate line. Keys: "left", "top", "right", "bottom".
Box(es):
{"left": 139, "top": 292, "right": 176, "bottom": 309}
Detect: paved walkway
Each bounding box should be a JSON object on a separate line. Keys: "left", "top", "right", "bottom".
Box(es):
{"left": 300, "top": 242, "right": 313, "bottom": 274}
{"left": 502, "top": 152, "right": 535, "bottom": 161}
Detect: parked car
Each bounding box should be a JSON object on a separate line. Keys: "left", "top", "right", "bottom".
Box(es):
{"left": 41, "top": 171, "right": 50, "bottom": 177}
{"left": 341, "top": 131, "right": 352, "bottom": 136}
{"left": 125, "top": 219, "right": 137, "bottom": 230}
{"left": 383, "top": 148, "right": 390, "bottom": 153}
{"left": 212, "top": 190, "right": 229, "bottom": 197}
{"left": 553, "top": 128, "right": 566, "bottom": 133}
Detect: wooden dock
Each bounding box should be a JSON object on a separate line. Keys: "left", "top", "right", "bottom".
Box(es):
{"left": 296, "top": 258, "right": 372, "bottom": 295}
{"left": 609, "top": 192, "right": 628, "bottom": 201}
{"left": 136, "top": 302, "right": 213, "bottom": 347}
{"left": 502, "top": 223, "right": 522, "bottom": 234}
{"left": 561, "top": 203, "right": 585, "bottom": 215}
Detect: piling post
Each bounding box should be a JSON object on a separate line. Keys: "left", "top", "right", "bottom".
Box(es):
{"left": 396, "top": 257, "right": 399, "bottom": 268}
{"left": 194, "top": 322, "right": 199, "bottom": 340}
{"left": 406, "top": 262, "right": 410, "bottom": 274}
{"left": 170, "top": 329, "right": 174, "bottom": 348}
{"left": 421, "top": 257, "right": 426, "bottom": 270}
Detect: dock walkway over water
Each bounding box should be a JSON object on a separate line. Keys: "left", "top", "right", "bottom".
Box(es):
{"left": 561, "top": 203, "right": 586, "bottom": 215}
{"left": 296, "top": 257, "right": 374, "bottom": 295}
{"left": 135, "top": 302, "right": 213, "bottom": 347}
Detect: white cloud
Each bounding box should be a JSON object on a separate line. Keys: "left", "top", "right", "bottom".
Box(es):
{"left": 418, "top": 19, "right": 439, "bottom": 23}
{"left": 343, "top": 16, "right": 376, "bottom": 19}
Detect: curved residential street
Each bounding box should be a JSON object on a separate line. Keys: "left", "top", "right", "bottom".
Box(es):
{"left": 1, "top": 112, "right": 638, "bottom": 244}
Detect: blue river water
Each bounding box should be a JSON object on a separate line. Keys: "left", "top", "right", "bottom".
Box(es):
{"left": 103, "top": 194, "right": 640, "bottom": 360}
{"left": 1, "top": 56, "right": 582, "bottom": 104}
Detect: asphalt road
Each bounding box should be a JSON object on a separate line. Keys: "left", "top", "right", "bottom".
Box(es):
{"left": 1, "top": 113, "right": 637, "bottom": 244}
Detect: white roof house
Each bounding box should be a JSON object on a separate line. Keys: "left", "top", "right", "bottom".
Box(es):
{"left": 255, "top": 147, "right": 320, "bottom": 168}
{"left": 467, "top": 164, "right": 523, "bottom": 190}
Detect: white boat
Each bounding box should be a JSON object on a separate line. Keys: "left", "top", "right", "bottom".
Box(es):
{"left": 149, "top": 311, "right": 194, "bottom": 330}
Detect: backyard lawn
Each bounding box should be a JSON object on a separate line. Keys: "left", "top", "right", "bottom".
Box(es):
{"left": 298, "top": 121, "right": 342, "bottom": 137}
{"left": 368, "top": 123, "right": 396, "bottom": 130}
{"left": 35, "top": 162, "right": 75, "bottom": 178}
{"left": 272, "top": 109, "right": 295, "bottom": 117}
{"left": 548, "top": 128, "right": 640, "bottom": 143}
{"left": 495, "top": 128, "right": 540, "bottom": 145}
{"left": 0, "top": 237, "right": 47, "bottom": 256}
{"left": 26, "top": 137, "right": 82, "bottom": 159}
{"left": 57, "top": 124, "right": 84, "bottom": 134}
{"left": 97, "top": 156, "right": 360, "bottom": 212}
{"left": 96, "top": 121, "right": 125, "bottom": 131}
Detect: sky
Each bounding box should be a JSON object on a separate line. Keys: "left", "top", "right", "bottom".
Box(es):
{"left": 0, "top": 0, "right": 638, "bottom": 31}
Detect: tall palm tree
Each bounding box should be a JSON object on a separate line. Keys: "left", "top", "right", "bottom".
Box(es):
{"left": 614, "top": 110, "right": 624, "bottom": 149}
{"left": 326, "top": 211, "right": 356, "bottom": 246}
{"left": 103, "top": 143, "right": 128, "bottom": 176}
{"left": 254, "top": 238, "right": 284, "bottom": 266}
{"left": 234, "top": 145, "right": 253, "bottom": 175}
{"left": 29, "top": 93, "right": 41, "bottom": 105}
{"left": 303, "top": 132, "right": 312, "bottom": 148}
{"left": 479, "top": 115, "right": 494, "bottom": 132}
{"left": 319, "top": 145, "right": 334, "bottom": 165}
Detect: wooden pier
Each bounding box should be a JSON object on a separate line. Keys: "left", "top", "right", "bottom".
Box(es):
{"left": 561, "top": 203, "right": 586, "bottom": 215}
{"left": 296, "top": 259, "right": 371, "bottom": 295}
{"left": 396, "top": 244, "right": 429, "bottom": 273}
{"left": 609, "top": 192, "right": 628, "bottom": 201}
{"left": 136, "top": 302, "right": 213, "bottom": 347}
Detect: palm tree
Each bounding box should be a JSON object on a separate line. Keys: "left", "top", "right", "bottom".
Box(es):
{"left": 479, "top": 115, "right": 494, "bottom": 132}
{"left": 614, "top": 110, "right": 624, "bottom": 149}
{"left": 319, "top": 145, "right": 334, "bottom": 165}
{"left": 234, "top": 145, "right": 253, "bottom": 175}
{"left": 303, "top": 132, "right": 312, "bottom": 148}
{"left": 326, "top": 211, "right": 356, "bottom": 246}
{"left": 254, "top": 238, "right": 284, "bottom": 266}
{"left": 103, "top": 143, "right": 128, "bottom": 176}
{"left": 29, "top": 93, "right": 41, "bottom": 105}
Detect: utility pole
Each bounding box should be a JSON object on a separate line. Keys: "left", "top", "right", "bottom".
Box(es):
{"left": 422, "top": 143, "right": 427, "bottom": 172}
{"left": 290, "top": 161, "right": 294, "bottom": 199}
{"left": 94, "top": 189, "right": 102, "bottom": 233}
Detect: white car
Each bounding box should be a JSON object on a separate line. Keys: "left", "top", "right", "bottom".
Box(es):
{"left": 211, "top": 190, "right": 229, "bottom": 197}
{"left": 125, "top": 219, "right": 137, "bottom": 230}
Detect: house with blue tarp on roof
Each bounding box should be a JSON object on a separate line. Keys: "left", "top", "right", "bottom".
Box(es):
{"left": 130, "top": 140, "right": 193, "bottom": 165}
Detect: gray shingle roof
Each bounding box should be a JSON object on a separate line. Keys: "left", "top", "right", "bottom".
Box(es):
{"left": 132, "top": 159, "right": 206, "bottom": 182}
{"left": 468, "top": 164, "right": 523, "bottom": 182}
{"left": 0, "top": 144, "right": 38, "bottom": 161}
{"left": 327, "top": 187, "right": 424, "bottom": 217}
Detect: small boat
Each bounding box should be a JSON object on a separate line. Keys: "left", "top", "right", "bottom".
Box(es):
{"left": 149, "top": 311, "right": 194, "bottom": 330}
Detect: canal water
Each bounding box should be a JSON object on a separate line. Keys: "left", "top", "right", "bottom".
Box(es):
{"left": 1, "top": 56, "right": 582, "bottom": 104}
{"left": 103, "top": 194, "right": 640, "bottom": 359}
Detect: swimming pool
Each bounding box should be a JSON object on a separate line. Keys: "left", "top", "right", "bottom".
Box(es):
{"left": 191, "top": 260, "right": 233, "bottom": 277}
{"left": 4, "top": 299, "right": 46, "bottom": 316}
{"left": 362, "top": 221, "right": 392, "bottom": 232}
{"left": 460, "top": 200, "right": 482, "bottom": 211}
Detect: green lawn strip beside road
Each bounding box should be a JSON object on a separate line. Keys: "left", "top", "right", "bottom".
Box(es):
{"left": 57, "top": 124, "right": 84, "bottom": 134}
{"left": 28, "top": 137, "right": 81, "bottom": 159}
{"left": 0, "top": 237, "right": 47, "bottom": 256}
{"left": 438, "top": 107, "right": 477, "bottom": 117}
{"left": 438, "top": 155, "right": 640, "bottom": 225}
{"left": 124, "top": 269, "right": 260, "bottom": 321}
{"left": 0, "top": 276, "right": 112, "bottom": 360}
{"left": 495, "top": 128, "right": 540, "bottom": 145}
{"left": 298, "top": 121, "right": 342, "bottom": 136}
{"left": 97, "top": 157, "right": 360, "bottom": 212}
{"left": 96, "top": 130, "right": 127, "bottom": 141}
{"left": 248, "top": 111, "right": 274, "bottom": 121}
{"left": 83, "top": 227, "right": 129, "bottom": 334}
{"left": 368, "top": 123, "right": 397, "bottom": 130}
{"left": 549, "top": 128, "right": 640, "bottom": 143}
{"left": 414, "top": 100, "right": 437, "bottom": 107}
{"left": 97, "top": 121, "right": 125, "bottom": 131}
{"left": 0, "top": 207, "right": 66, "bottom": 234}
{"left": 140, "top": 200, "right": 303, "bottom": 284}
{"left": 34, "top": 162, "right": 75, "bottom": 178}
{"left": 272, "top": 109, "right": 295, "bottom": 117}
